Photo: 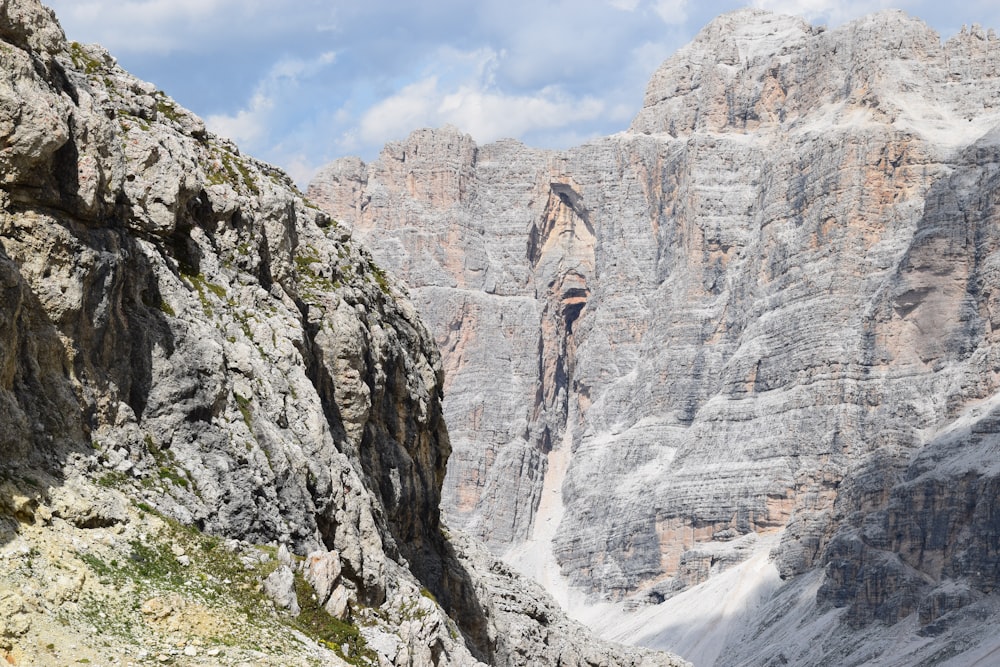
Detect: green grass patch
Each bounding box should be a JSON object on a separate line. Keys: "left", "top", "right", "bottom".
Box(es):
{"left": 295, "top": 253, "right": 320, "bottom": 271}
{"left": 117, "top": 111, "right": 151, "bottom": 133}
{"left": 158, "top": 466, "right": 189, "bottom": 489}
{"left": 158, "top": 298, "right": 176, "bottom": 317}
{"left": 294, "top": 247, "right": 338, "bottom": 297}
{"left": 144, "top": 435, "right": 193, "bottom": 491}
{"left": 205, "top": 146, "right": 260, "bottom": 195}
{"left": 234, "top": 392, "right": 253, "bottom": 429}
{"left": 370, "top": 264, "right": 391, "bottom": 295}
{"left": 291, "top": 572, "right": 377, "bottom": 666}
{"left": 155, "top": 97, "right": 183, "bottom": 124}
{"left": 72, "top": 502, "right": 380, "bottom": 661}
{"left": 96, "top": 471, "right": 129, "bottom": 489}
{"left": 180, "top": 270, "right": 226, "bottom": 317}
{"left": 68, "top": 42, "right": 102, "bottom": 75}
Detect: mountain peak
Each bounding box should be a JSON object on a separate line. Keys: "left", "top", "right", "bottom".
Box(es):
{"left": 629, "top": 9, "right": 966, "bottom": 138}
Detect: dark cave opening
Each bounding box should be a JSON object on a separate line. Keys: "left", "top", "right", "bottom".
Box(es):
{"left": 564, "top": 300, "right": 586, "bottom": 335}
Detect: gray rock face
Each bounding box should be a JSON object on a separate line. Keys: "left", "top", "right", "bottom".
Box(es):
{"left": 0, "top": 21, "right": 444, "bottom": 606}
{"left": 310, "top": 7, "right": 1000, "bottom": 658}
{"left": 446, "top": 529, "right": 689, "bottom": 667}
{"left": 310, "top": 130, "right": 596, "bottom": 549}
{"left": 304, "top": 549, "right": 349, "bottom": 618}
{"left": 263, "top": 564, "right": 301, "bottom": 616}
{"left": 0, "top": 1, "right": 683, "bottom": 665}
{"left": 1, "top": 0, "right": 445, "bottom": 629}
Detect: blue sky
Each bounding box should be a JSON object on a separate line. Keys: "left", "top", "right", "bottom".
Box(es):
{"left": 46, "top": 0, "right": 1000, "bottom": 185}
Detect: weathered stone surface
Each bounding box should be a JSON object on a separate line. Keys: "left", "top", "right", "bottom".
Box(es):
{"left": 48, "top": 474, "right": 127, "bottom": 528}
{"left": 304, "top": 549, "right": 354, "bottom": 619}
{"left": 263, "top": 565, "right": 300, "bottom": 616}
{"left": 446, "top": 530, "right": 690, "bottom": 667}
{"left": 311, "top": 128, "right": 596, "bottom": 549}
{"left": 311, "top": 7, "right": 1000, "bottom": 663}
{"left": 0, "top": 0, "right": 453, "bottom": 606}
{"left": 304, "top": 549, "right": 343, "bottom": 605}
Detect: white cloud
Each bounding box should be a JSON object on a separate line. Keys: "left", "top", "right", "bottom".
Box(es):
{"left": 269, "top": 51, "right": 336, "bottom": 79}
{"left": 358, "top": 78, "right": 440, "bottom": 144}
{"left": 48, "top": 0, "right": 329, "bottom": 54}
{"left": 275, "top": 153, "right": 325, "bottom": 187}
{"left": 206, "top": 92, "right": 273, "bottom": 146}
{"left": 631, "top": 39, "right": 680, "bottom": 77}
{"left": 46, "top": 0, "right": 1000, "bottom": 189}
{"left": 652, "top": 0, "right": 690, "bottom": 25}
{"left": 65, "top": 0, "right": 239, "bottom": 23}
{"left": 438, "top": 85, "right": 605, "bottom": 141}
{"left": 51, "top": 0, "right": 250, "bottom": 52}
{"left": 357, "top": 48, "right": 607, "bottom": 148}
{"left": 606, "top": 0, "right": 689, "bottom": 24}
{"left": 205, "top": 51, "right": 336, "bottom": 149}
{"left": 751, "top": 0, "right": 839, "bottom": 20}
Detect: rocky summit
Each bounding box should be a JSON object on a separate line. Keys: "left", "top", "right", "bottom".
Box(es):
{"left": 311, "top": 9, "right": 1000, "bottom": 666}
{"left": 0, "top": 1, "right": 687, "bottom": 666}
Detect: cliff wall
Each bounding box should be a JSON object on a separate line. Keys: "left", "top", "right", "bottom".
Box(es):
{"left": 311, "top": 10, "right": 1000, "bottom": 663}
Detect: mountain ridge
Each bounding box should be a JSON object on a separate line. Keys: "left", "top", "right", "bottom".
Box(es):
{"left": 310, "top": 8, "right": 1000, "bottom": 665}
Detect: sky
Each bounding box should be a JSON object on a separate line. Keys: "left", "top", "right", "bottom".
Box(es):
{"left": 45, "top": 0, "right": 1000, "bottom": 186}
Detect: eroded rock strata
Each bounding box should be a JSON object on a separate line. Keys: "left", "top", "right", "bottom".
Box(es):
{"left": 0, "top": 1, "right": 686, "bottom": 665}
{"left": 311, "top": 9, "right": 1000, "bottom": 664}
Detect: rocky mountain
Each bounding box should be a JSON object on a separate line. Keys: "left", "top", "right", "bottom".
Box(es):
{"left": 0, "top": 1, "right": 687, "bottom": 665}
{"left": 310, "top": 9, "right": 1000, "bottom": 665}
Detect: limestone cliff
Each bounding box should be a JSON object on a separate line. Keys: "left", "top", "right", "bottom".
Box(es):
{"left": 311, "top": 9, "right": 1000, "bottom": 664}
{"left": 0, "top": 1, "right": 686, "bottom": 665}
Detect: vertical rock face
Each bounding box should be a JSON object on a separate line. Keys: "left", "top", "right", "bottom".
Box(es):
{"left": 0, "top": 2, "right": 688, "bottom": 665}
{"left": 312, "top": 130, "right": 600, "bottom": 547}
{"left": 311, "top": 7, "right": 1000, "bottom": 656}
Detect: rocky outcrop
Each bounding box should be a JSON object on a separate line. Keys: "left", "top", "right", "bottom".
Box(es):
{"left": 0, "top": 0, "right": 444, "bottom": 607}
{"left": 311, "top": 8, "right": 1000, "bottom": 662}
{"left": 447, "top": 530, "right": 686, "bottom": 667}
{"left": 0, "top": 1, "right": 686, "bottom": 665}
